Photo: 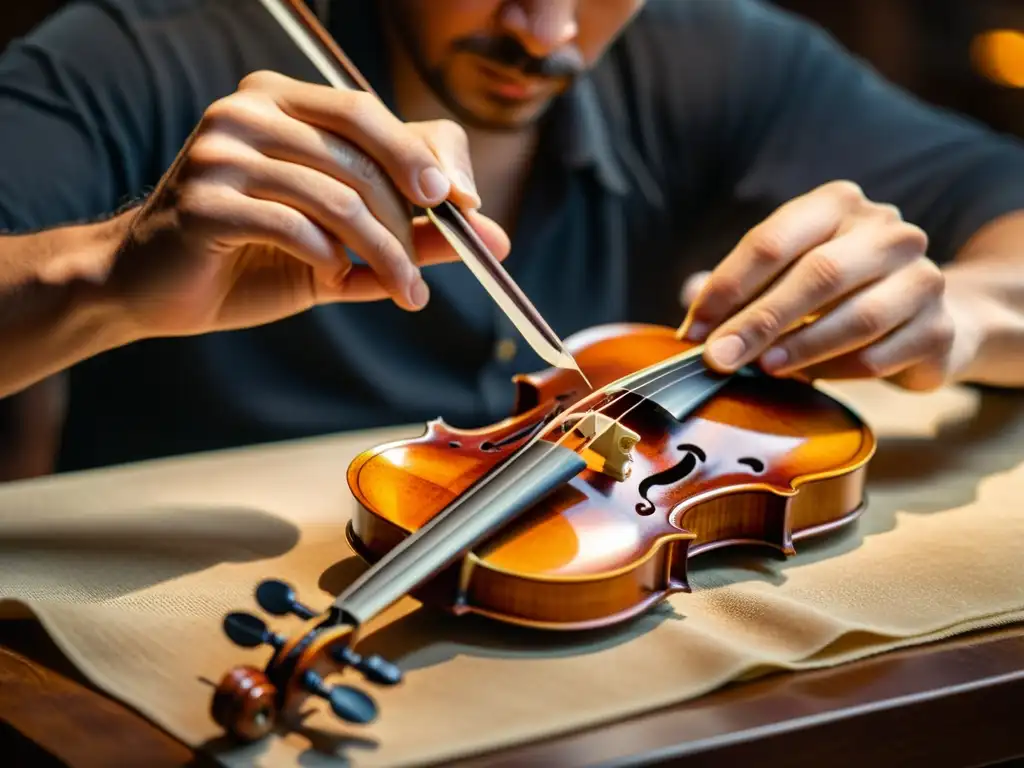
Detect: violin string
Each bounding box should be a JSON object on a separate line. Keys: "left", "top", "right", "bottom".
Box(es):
{"left": 332, "top": 350, "right": 721, "bottom": 623}
{"left": 549, "top": 353, "right": 716, "bottom": 453}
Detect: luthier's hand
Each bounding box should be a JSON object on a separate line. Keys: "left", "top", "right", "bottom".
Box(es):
{"left": 678, "top": 180, "right": 977, "bottom": 392}
{"left": 107, "top": 70, "right": 508, "bottom": 337}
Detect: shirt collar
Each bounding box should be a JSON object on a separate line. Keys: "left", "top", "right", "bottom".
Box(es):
{"left": 325, "top": 0, "right": 632, "bottom": 197}
{"left": 544, "top": 75, "right": 631, "bottom": 197}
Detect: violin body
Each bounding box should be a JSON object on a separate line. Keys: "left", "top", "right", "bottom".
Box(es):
{"left": 346, "top": 322, "right": 876, "bottom": 632}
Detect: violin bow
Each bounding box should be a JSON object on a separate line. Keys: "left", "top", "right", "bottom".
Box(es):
{"left": 255, "top": 0, "right": 591, "bottom": 387}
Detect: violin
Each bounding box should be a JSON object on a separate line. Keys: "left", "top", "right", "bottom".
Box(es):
{"left": 208, "top": 0, "right": 876, "bottom": 744}
{"left": 211, "top": 323, "right": 876, "bottom": 741}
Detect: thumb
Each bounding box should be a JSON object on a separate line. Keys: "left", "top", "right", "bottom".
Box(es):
{"left": 411, "top": 120, "right": 482, "bottom": 211}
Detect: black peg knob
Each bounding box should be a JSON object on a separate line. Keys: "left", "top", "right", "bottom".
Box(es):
{"left": 334, "top": 647, "right": 403, "bottom": 686}
{"left": 255, "top": 579, "right": 317, "bottom": 620}
{"left": 301, "top": 670, "right": 377, "bottom": 724}
{"left": 223, "top": 612, "right": 285, "bottom": 651}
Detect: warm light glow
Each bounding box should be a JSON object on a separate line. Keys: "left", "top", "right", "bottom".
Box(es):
{"left": 972, "top": 29, "right": 1024, "bottom": 88}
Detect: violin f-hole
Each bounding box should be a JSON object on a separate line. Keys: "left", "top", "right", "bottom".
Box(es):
{"left": 635, "top": 443, "right": 706, "bottom": 516}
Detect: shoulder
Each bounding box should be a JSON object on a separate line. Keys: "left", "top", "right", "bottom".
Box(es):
{"left": 600, "top": 0, "right": 826, "bottom": 84}
{"left": 585, "top": 0, "right": 843, "bottom": 180}
{"left": 2, "top": 0, "right": 322, "bottom": 102}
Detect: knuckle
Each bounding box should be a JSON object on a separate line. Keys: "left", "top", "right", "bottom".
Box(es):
{"left": 238, "top": 69, "right": 284, "bottom": 92}
{"left": 186, "top": 134, "right": 237, "bottom": 170}
{"left": 370, "top": 235, "right": 408, "bottom": 283}
{"left": 746, "top": 303, "right": 786, "bottom": 343}
{"left": 804, "top": 249, "right": 845, "bottom": 295}
{"left": 850, "top": 300, "right": 887, "bottom": 338}
{"left": 324, "top": 184, "right": 367, "bottom": 224}
{"left": 265, "top": 204, "right": 306, "bottom": 243}
{"left": 704, "top": 273, "right": 745, "bottom": 309}
{"left": 826, "top": 179, "right": 865, "bottom": 207}
{"left": 338, "top": 89, "right": 379, "bottom": 124}
{"left": 914, "top": 258, "right": 946, "bottom": 298}
{"left": 202, "top": 91, "right": 273, "bottom": 130}
{"left": 871, "top": 202, "right": 904, "bottom": 222}
{"left": 888, "top": 220, "right": 929, "bottom": 253}
{"left": 745, "top": 227, "right": 789, "bottom": 268}
{"left": 927, "top": 314, "right": 956, "bottom": 351}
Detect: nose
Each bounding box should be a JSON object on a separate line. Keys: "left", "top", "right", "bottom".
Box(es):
{"left": 498, "top": 0, "right": 579, "bottom": 58}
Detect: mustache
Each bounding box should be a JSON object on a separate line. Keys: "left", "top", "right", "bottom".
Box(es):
{"left": 452, "top": 34, "right": 585, "bottom": 80}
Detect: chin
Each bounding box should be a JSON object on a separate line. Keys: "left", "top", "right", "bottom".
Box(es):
{"left": 452, "top": 92, "right": 555, "bottom": 132}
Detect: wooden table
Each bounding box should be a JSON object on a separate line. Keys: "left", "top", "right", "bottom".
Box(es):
{"left": 4, "top": 617, "right": 1023, "bottom": 767}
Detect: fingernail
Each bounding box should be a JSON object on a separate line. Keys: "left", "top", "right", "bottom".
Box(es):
{"left": 760, "top": 346, "right": 789, "bottom": 371}
{"left": 707, "top": 334, "right": 746, "bottom": 368}
{"left": 686, "top": 321, "right": 710, "bottom": 343}
{"left": 410, "top": 277, "right": 430, "bottom": 309}
{"left": 418, "top": 167, "right": 450, "bottom": 204}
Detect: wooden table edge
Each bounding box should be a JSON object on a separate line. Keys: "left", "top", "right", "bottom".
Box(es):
{"left": 452, "top": 623, "right": 1024, "bottom": 767}
{"left": 4, "top": 620, "right": 1024, "bottom": 768}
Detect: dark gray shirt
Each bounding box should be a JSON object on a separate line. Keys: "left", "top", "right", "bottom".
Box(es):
{"left": 2, "top": 0, "right": 1024, "bottom": 471}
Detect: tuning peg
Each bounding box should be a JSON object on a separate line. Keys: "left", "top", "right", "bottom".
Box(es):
{"left": 223, "top": 612, "right": 285, "bottom": 651}
{"left": 255, "top": 579, "right": 317, "bottom": 620}
{"left": 333, "top": 646, "right": 403, "bottom": 686}
{"left": 301, "top": 669, "right": 377, "bottom": 724}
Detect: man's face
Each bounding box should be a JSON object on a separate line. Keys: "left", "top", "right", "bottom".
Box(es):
{"left": 384, "top": 1, "right": 646, "bottom": 131}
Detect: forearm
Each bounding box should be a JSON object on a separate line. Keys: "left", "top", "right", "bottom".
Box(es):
{"left": 943, "top": 211, "right": 1024, "bottom": 388}
{"left": 0, "top": 210, "right": 140, "bottom": 399}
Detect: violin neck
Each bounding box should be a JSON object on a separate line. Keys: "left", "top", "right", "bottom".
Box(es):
{"left": 331, "top": 439, "right": 588, "bottom": 628}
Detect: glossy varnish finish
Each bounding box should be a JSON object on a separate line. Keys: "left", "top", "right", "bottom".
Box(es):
{"left": 347, "top": 323, "right": 876, "bottom": 630}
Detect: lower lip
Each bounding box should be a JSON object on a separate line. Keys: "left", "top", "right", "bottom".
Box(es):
{"left": 478, "top": 65, "right": 539, "bottom": 100}
{"left": 490, "top": 79, "right": 534, "bottom": 100}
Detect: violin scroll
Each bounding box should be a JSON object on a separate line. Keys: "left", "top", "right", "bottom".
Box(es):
{"left": 209, "top": 579, "right": 402, "bottom": 742}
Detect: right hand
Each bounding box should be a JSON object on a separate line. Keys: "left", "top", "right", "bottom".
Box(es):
{"left": 108, "top": 70, "right": 510, "bottom": 337}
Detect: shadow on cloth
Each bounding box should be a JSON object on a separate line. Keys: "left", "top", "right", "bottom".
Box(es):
{"left": 318, "top": 557, "right": 680, "bottom": 673}
{"left": 0, "top": 505, "right": 300, "bottom": 601}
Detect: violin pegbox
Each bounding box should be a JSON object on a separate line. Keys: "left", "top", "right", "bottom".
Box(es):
{"left": 210, "top": 579, "right": 402, "bottom": 742}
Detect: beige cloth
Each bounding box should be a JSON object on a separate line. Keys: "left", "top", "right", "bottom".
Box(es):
{"left": 2, "top": 380, "right": 1024, "bottom": 767}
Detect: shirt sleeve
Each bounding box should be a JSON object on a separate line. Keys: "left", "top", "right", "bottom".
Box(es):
{"left": 706, "top": 0, "right": 1024, "bottom": 264}
{"left": 0, "top": 2, "right": 169, "bottom": 232}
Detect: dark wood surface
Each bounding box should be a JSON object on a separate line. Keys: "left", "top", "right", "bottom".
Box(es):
{"left": 3, "top": 618, "right": 1024, "bottom": 768}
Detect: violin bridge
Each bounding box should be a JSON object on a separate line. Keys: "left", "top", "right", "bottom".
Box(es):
{"left": 570, "top": 413, "right": 641, "bottom": 482}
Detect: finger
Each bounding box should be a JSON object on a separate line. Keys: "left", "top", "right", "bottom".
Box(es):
{"left": 684, "top": 181, "right": 865, "bottom": 341}
{"left": 201, "top": 98, "right": 422, "bottom": 264}
{"left": 237, "top": 75, "right": 455, "bottom": 208}
{"left": 702, "top": 217, "right": 928, "bottom": 373}
{"left": 795, "top": 303, "right": 955, "bottom": 385}
{"left": 412, "top": 120, "right": 482, "bottom": 210}
{"left": 751, "top": 253, "right": 940, "bottom": 376}
{"left": 681, "top": 271, "right": 710, "bottom": 308}
{"left": 188, "top": 134, "right": 426, "bottom": 310}
{"left": 181, "top": 182, "right": 349, "bottom": 277}
{"left": 411, "top": 209, "right": 511, "bottom": 265}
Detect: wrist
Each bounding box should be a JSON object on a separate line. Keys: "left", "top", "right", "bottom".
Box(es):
{"left": 942, "top": 268, "right": 1024, "bottom": 387}
{"left": 37, "top": 209, "right": 147, "bottom": 352}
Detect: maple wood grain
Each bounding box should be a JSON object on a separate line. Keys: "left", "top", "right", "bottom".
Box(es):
{"left": 3, "top": 619, "right": 1024, "bottom": 767}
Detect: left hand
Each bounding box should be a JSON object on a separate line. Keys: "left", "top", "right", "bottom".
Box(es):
{"left": 678, "top": 180, "right": 967, "bottom": 392}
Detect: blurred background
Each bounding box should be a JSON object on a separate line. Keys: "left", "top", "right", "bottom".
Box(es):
{"left": 4, "top": 0, "right": 1024, "bottom": 138}
{"left": 2, "top": 0, "right": 1024, "bottom": 482}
